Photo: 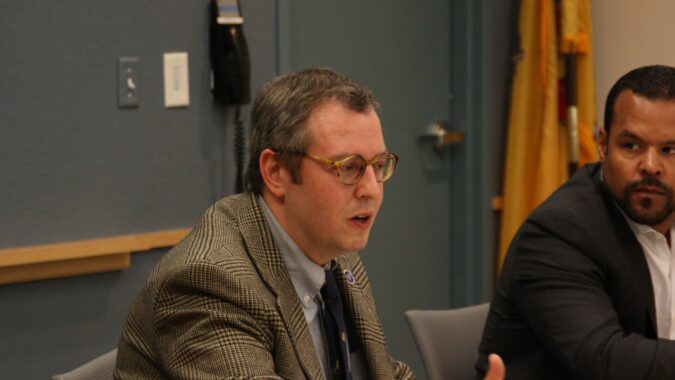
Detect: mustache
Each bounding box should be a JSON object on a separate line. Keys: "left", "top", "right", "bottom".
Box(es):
{"left": 626, "top": 176, "right": 671, "bottom": 194}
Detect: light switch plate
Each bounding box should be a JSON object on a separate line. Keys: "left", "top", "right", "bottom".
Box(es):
{"left": 118, "top": 57, "right": 139, "bottom": 108}
{"left": 163, "top": 52, "right": 190, "bottom": 108}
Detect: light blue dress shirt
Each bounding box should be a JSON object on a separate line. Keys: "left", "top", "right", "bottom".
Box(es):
{"left": 258, "top": 197, "right": 367, "bottom": 379}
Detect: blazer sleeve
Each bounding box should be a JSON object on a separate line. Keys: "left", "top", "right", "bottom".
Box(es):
{"left": 392, "top": 358, "right": 415, "bottom": 379}
{"left": 509, "top": 217, "right": 675, "bottom": 379}
{"left": 149, "top": 260, "right": 285, "bottom": 379}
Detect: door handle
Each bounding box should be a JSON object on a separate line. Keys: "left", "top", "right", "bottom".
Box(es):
{"left": 420, "top": 121, "right": 463, "bottom": 151}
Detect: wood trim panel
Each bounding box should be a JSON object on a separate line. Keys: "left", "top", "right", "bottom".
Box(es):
{"left": 0, "top": 228, "right": 191, "bottom": 285}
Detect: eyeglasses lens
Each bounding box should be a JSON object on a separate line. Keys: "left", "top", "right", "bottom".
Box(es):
{"left": 340, "top": 157, "right": 366, "bottom": 185}
{"left": 339, "top": 153, "right": 397, "bottom": 185}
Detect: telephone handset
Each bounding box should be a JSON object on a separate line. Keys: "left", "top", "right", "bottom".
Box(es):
{"left": 209, "top": 0, "right": 251, "bottom": 193}
{"left": 209, "top": 0, "right": 251, "bottom": 105}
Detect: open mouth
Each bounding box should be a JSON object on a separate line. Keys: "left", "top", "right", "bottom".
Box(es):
{"left": 349, "top": 214, "right": 372, "bottom": 227}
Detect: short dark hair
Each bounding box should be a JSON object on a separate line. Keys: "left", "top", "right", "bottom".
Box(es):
{"left": 604, "top": 65, "right": 675, "bottom": 136}
{"left": 245, "top": 68, "right": 377, "bottom": 195}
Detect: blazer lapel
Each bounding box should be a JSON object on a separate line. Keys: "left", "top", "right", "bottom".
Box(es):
{"left": 335, "top": 256, "right": 395, "bottom": 380}
{"left": 236, "top": 194, "right": 324, "bottom": 380}
{"left": 595, "top": 171, "right": 658, "bottom": 334}
{"left": 614, "top": 214, "right": 658, "bottom": 333}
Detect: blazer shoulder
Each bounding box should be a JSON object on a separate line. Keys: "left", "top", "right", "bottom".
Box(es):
{"left": 510, "top": 164, "right": 622, "bottom": 261}
{"left": 530, "top": 163, "right": 609, "bottom": 228}
{"left": 146, "top": 194, "right": 270, "bottom": 287}
{"left": 513, "top": 163, "right": 639, "bottom": 271}
{"left": 173, "top": 193, "right": 263, "bottom": 258}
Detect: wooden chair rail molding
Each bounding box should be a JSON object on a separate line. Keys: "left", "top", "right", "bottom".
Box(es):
{"left": 0, "top": 228, "right": 191, "bottom": 285}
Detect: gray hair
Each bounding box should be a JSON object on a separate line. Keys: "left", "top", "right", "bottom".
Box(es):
{"left": 245, "top": 67, "right": 377, "bottom": 195}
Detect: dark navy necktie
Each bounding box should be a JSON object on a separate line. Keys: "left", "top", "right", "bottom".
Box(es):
{"left": 320, "top": 268, "right": 352, "bottom": 380}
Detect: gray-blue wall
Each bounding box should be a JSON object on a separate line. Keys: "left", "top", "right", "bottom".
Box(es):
{"left": 1, "top": 1, "right": 276, "bottom": 248}
{"left": 0, "top": 1, "right": 276, "bottom": 378}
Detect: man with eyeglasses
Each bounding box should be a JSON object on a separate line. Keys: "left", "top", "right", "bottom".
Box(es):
{"left": 115, "top": 68, "right": 504, "bottom": 379}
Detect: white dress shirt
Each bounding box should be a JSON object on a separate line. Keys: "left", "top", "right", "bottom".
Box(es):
{"left": 623, "top": 213, "right": 675, "bottom": 339}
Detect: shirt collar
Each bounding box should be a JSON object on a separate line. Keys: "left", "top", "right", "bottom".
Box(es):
{"left": 257, "top": 196, "right": 325, "bottom": 298}
{"left": 621, "top": 207, "right": 665, "bottom": 238}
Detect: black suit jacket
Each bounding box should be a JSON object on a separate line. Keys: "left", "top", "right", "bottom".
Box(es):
{"left": 477, "top": 163, "right": 675, "bottom": 379}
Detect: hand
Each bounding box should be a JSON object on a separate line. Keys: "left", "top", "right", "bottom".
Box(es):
{"left": 484, "top": 353, "right": 505, "bottom": 380}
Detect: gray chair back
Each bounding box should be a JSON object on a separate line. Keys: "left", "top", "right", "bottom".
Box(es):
{"left": 405, "top": 303, "right": 489, "bottom": 380}
{"left": 52, "top": 349, "right": 117, "bottom": 380}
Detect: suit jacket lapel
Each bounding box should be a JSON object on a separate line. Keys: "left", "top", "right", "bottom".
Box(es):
{"left": 236, "top": 194, "right": 324, "bottom": 379}
{"left": 594, "top": 169, "right": 658, "bottom": 334}
{"left": 619, "top": 226, "right": 658, "bottom": 334}
{"left": 335, "top": 256, "right": 395, "bottom": 380}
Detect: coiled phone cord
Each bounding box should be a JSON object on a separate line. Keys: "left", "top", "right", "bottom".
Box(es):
{"left": 234, "top": 105, "right": 245, "bottom": 194}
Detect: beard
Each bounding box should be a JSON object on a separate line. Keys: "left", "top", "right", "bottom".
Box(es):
{"left": 616, "top": 176, "right": 675, "bottom": 226}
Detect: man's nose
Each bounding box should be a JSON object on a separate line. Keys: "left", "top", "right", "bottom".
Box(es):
{"left": 354, "top": 165, "right": 381, "bottom": 198}
{"left": 640, "top": 148, "right": 663, "bottom": 176}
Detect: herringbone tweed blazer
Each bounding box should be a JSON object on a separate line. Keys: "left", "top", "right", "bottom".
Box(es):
{"left": 114, "top": 193, "right": 414, "bottom": 379}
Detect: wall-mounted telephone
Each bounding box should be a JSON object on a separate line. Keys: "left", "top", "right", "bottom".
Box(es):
{"left": 209, "top": 0, "right": 251, "bottom": 193}
{"left": 210, "top": 0, "right": 251, "bottom": 105}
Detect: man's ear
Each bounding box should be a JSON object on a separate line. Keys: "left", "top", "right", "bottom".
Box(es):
{"left": 597, "top": 127, "right": 608, "bottom": 160}
{"left": 259, "top": 148, "right": 286, "bottom": 198}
